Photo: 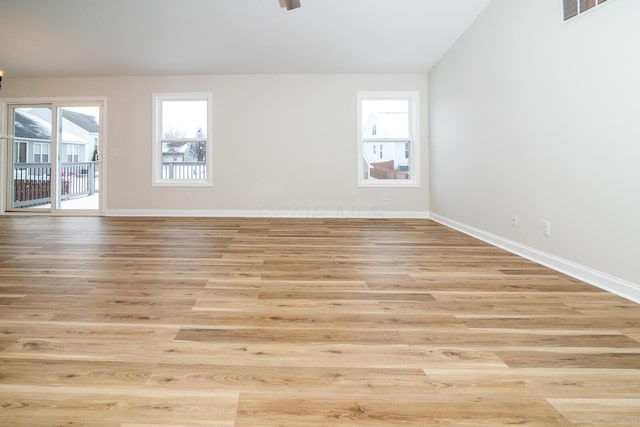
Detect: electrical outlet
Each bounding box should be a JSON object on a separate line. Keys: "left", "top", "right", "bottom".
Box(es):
{"left": 511, "top": 214, "right": 518, "bottom": 227}
{"left": 382, "top": 192, "right": 389, "bottom": 201}
{"left": 185, "top": 191, "right": 192, "bottom": 200}
{"left": 542, "top": 220, "right": 551, "bottom": 236}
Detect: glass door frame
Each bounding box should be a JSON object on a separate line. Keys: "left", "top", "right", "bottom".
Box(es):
{"left": 4, "top": 97, "right": 106, "bottom": 216}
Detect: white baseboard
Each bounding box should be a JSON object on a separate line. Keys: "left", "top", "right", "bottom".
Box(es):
{"left": 429, "top": 213, "right": 640, "bottom": 304}
{"left": 105, "top": 209, "right": 430, "bottom": 219}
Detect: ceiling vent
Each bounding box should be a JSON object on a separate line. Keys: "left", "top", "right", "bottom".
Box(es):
{"left": 562, "top": 0, "right": 611, "bottom": 22}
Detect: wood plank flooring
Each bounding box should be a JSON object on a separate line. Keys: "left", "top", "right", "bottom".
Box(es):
{"left": 1, "top": 216, "right": 639, "bottom": 426}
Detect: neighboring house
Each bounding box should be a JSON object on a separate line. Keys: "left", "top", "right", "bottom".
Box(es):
{"left": 362, "top": 112, "right": 410, "bottom": 173}
{"left": 13, "top": 108, "right": 99, "bottom": 164}
{"left": 61, "top": 109, "right": 100, "bottom": 162}
{"left": 13, "top": 109, "right": 51, "bottom": 165}
{"left": 162, "top": 142, "right": 201, "bottom": 163}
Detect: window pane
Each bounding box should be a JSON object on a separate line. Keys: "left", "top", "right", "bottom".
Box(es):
{"left": 16, "top": 142, "right": 27, "bottom": 163}
{"left": 361, "top": 99, "right": 409, "bottom": 139}
{"left": 563, "top": 0, "right": 578, "bottom": 20}
{"left": 360, "top": 95, "right": 414, "bottom": 183}
{"left": 580, "top": 0, "right": 596, "bottom": 12}
{"left": 161, "top": 141, "right": 207, "bottom": 181}
{"left": 365, "top": 141, "right": 410, "bottom": 180}
{"left": 153, "top": 93, "right": 211, "bottom": 186}
{"left": 162, "top": 100, "right": 207, "bottom": 138}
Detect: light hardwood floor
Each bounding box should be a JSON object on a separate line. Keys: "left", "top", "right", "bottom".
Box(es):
{"left": 0, "top": 216, "right": 639, "bottom": 426}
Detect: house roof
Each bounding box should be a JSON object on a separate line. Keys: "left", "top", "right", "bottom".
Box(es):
{"left": 63, "top": 110, "right": 99, "bottom": 133}
{"left": 0, "top": 0, "right": 493, "bottom": 78}
{"left": 13, "top": 109, "right": 98, "bottom": 143}
{"left": 162, "top": 142, "right": 191, "bottom": 154}
{"left": 14, "top": 110, "right": 51, "bottom": 140}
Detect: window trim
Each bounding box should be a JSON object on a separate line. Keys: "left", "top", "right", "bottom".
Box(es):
{"left": 356, "top": 91, "right": 420, "bottom": 188}
{"left": 152, "top": 92, "right": 213, "bottom": 187}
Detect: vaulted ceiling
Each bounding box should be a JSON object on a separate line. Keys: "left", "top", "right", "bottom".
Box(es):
{"left": 0, "top": 0, "right": 492, "bottom": 78}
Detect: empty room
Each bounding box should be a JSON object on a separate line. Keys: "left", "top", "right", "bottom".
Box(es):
{"left": 0, "top": 0, "right": 639, "bottom": 425}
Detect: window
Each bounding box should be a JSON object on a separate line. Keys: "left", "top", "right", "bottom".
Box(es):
{"left": 563, "top": 0, "right": 609, "bottom": 21}
{"left": 357, "top": 92, "right": 420, "bottom": 187}
{"left": 14, "top": 141, "right": 27, "bottom": 164}
{"left": 34, "top": 143, "right": 50, "bottom": 163}
{"left": 152, "top": 93, "right": 212, "bottom": 186}
{"left": 66, "top": 145, "right": 79, "bottom": 163}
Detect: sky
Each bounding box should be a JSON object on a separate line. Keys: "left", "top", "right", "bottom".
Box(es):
{"left": 362, "top": 99, "right": 409, "bottom": 137}
{"left": 161, "top": 100, "right": 207, "bottom": 138}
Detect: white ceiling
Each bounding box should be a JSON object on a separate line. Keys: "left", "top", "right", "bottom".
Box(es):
{"left": 0, "top": 0, "right": 492, "bottom": 78}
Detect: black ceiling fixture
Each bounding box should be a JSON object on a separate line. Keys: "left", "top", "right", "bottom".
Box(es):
{"left": 282, "top": 0, "right": 301, "bottom": 11}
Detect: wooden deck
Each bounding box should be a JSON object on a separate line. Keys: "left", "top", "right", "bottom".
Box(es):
{"left": 0, "top": 216, "right": 639, "bottom": 426}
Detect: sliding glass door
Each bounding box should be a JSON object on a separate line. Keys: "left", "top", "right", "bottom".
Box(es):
{"left": 56, "top": 105, "right": 101, "bottom": 212}
{"left": 10, "top": 106, "right": 53, "bottom": 211}
{"left": 7, "top": 102, "right": 103, "bottom": 214}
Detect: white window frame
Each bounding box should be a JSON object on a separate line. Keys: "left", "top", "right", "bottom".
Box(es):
{"left": 15, "top": 141, "right": 28, "bottom": 164}
{"left": 33, "top": 142, "right": 49, "bottom": 163}
{"left": 66, "top": 145, "right": 79, "bottom": 163}
{"left": 152, "top": 92, "right": 213, "bottom": 187}
{"left": 357, "top": 91, "right": 420, "bottom": 187}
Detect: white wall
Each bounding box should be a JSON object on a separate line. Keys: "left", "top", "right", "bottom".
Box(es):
{"left": 2, "top": 74, "right": 429, "bottom": 217}
{"left": 429, "top": 0, "right": 640, "bottom": 288}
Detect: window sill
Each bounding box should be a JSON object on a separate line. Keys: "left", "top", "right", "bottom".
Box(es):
{"left": 152, "top": 181, "right": 212, "bottom": 188}
{"left": 358, "top": 180, "right": 421, "bottom": 188}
